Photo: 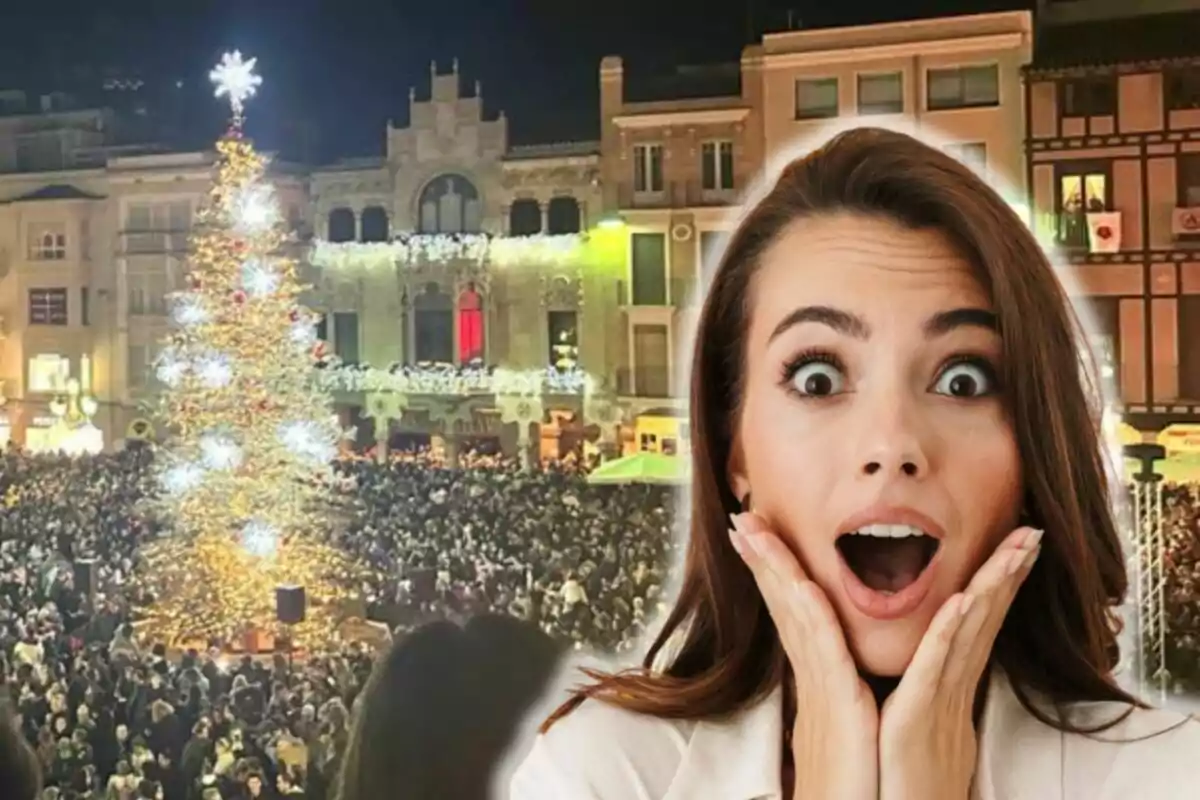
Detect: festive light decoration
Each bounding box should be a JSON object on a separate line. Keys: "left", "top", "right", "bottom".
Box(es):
{"left": 210, "top": 51, "right": 262, "bottom": 116}
{"left": 138, "top": 52, "right": 361, "bottom": 649}
{"left": 310, "top": 233, "right": 585, "bottom": 271}
{"left": 318, "top": 359, "right": 593, "bottom": 396}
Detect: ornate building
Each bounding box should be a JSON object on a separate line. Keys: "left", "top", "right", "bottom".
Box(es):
{"left": 298, "top": 60, "right": 611, "bottom": 461}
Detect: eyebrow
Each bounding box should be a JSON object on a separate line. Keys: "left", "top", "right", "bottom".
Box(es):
{"left": 767, "top": 305, "right": 997, "bottom": 343}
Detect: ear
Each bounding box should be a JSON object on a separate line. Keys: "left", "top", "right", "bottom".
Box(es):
{"left": 726, "top": 431, "right": 750, "bottom": 509}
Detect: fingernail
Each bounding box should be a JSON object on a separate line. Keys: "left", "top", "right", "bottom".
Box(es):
{"left": 729, "top": 512, "right": 745, "bottom": 534}
{"left": 1024, "top": 528, "right": 1044, "bottom": 549}
{"left": 1023, "top": 546, "right": 1041, "bottom": 571}
{"left": 728, "top": 527, "right": 746, "bottom": 556}
{"left": 959, "top": 594, "right": 975, "bottom": 617}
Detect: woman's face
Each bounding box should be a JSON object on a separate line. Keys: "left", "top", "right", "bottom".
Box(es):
{"left": 731, "top": 212, "right": 1022, "bottom": 677}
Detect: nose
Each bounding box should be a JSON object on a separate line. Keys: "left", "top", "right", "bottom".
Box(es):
{"left": 858, "top": 401, "right": 931, "bottom": 480}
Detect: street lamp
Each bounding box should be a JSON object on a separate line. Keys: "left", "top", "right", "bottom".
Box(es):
{"left": 1123, "top": 442, "right": 1167, "bottom": 704}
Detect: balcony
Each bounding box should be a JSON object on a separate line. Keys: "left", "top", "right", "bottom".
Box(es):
{"left": 1050, "top": 210, "right": 1122, "bottom": 254}
{"left": 617, "top": 180, "right": 738, "bottom": 210}
{"left": 121, "top": 230, "right": 190, "bottom": 255}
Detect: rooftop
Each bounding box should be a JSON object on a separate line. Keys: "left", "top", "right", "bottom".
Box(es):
{"left": 1030, "top": 10, "right": 1200, "bottom": 70}
{"left": 5, "top": 184, "right": 105, "bottom": 203}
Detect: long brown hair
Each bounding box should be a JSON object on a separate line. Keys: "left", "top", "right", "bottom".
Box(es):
{"left": 545, "top": 126, "right": 1140, "bottom": 733}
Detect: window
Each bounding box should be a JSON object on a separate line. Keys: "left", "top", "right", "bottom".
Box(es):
{"left": 509, "top": 199, "right": 542, "bottom": 236}
{"left": 795, "top": 78, "right": 838, "bottom": 119}
{"left": 417, "top": 174, "right": 482, "bottom": 234}
{"left": 857, "top": 73, "right": 904, "bottom": 115}
{"left": 632, "top": 324, "right": 670, "bottom": 398}
{"left": 633, "top": 144, "right": 663, "bottom": 193}
{"left": 546, "top": 197, "right": 581, "bottom": 234}
{"left": 327, "top": 208, "right": 355, "bottom": 243}
{"left": 27, "top": 354, "right": 70, "bottom": 393}
{"left": 945, "top": 142, "right": 988, "bottom": 174}
{"left": 29, "top": 288, "right": 68, "bottom": 325}
{"left": 81, "top": 287, "right": 89, "bottom": 326}
{"left": 701, "top": 141, "right": 734, "bottom": 191}
{"left": 927, "top": 65, "right": 999, "bottom": 110}
{"left": 548, "top": 310, "right": 579, "bottom": 369}
{"left": 127, "top": 345, "right": 148, "bottom": 387}
{"left": 630, "top": 232, "right": 667, "bottom": 305}
{"left": 1056, "top": 167, "right": 1110, "bottom": 248}
{"left": 1062, "top": 78, "right": 1116, "bottom": 117}
{"left": 413, "top": 283, "right": 454, "bottom": 363}
{"left": 29, "top": 226, "right": 66, "bottom": 260}
{"left": 359, "top": 206, "right": 389, "bottom": 242}
{"left": 1179, "top": 154, "right": 1200, "bottom": 208}
{"left": 124, "top": 201, "right": 191, "bottom": 252}
{"left": 127, "top": 272, "right": 167, "bottom": 316}
{"left": 332, "top": 312, "right": 360, "bottom": 365}
{"left": 1165, "top": 69, "right": 1200, "bottom": 111}
{"left": 456, "top": 284, "right": 485, "bottom": 364}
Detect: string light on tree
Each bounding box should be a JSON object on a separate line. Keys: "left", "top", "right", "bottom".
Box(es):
{"left": 137, "top": 51, "right": 363, "bottom": 649}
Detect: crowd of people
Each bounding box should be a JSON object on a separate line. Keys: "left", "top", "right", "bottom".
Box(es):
{"left": 0, "top": 446, "right": 679, "bottom": 798}
{"left": 1164, "top": 481, "right": 1200, "bottom": 692}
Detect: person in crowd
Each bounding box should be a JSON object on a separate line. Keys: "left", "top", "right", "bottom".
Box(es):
{"left": 511, "top": 126, "right": 1200, "bottom": 798}
{"left": 335, "top": 614, "right": 563, "bottom": 800}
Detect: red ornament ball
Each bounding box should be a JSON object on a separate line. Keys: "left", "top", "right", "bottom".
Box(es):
{"left": 232, "top": 290, "right": 247, "bottom": 304}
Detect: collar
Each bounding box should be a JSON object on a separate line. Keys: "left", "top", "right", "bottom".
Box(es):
{"left": 662, "top": 686, "right": 784, "bottom": 800}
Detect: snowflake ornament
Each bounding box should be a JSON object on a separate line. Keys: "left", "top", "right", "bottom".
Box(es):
{"left": 210, "top": 51, "right": 262, "bottom": 116}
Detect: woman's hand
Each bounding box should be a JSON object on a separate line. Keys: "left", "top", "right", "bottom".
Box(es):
{"left": 878, "top": 525, "right": 1042, "bottom": 800}
{"left": 730, "top": 512, "right": 878, "bottom": 800}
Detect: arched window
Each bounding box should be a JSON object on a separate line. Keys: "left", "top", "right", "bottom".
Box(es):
{"left": 417, "top": 174, "right": 481, "bottom": 234}
{"left": 413, "top": 282, "right": 454, "bottom": 363}
{"left": 547, "top": 197, "right": 581, "bottom": 234}
{"left": 360, "top": 206, "right": 389, "bottom": 242}
{"left": 457, "top": 283, "right": 485, "bottom": 363}
{"left": 327, "top": 208, "right": 356, "bottom": 243}
{"left": 508, "top": 199, "right": 541, "bottom": 236}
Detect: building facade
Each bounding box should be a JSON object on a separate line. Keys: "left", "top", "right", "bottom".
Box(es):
{"left": 599, "top": 51, "right": 765, "bottom": 415}
{"left": 757, "top": 11, "right": 1033, "bottom": 194}
{"left": 2, "top": 4, "right": 1194, "bottom": 458}
{"left": 1025, "top": 1, "right": 1200, "bottom": 433}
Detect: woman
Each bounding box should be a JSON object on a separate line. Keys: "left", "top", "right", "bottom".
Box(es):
{"left": 335, "top": 615, "right": 562, "bottom": 800}
{"left": 510, "top": 127, "right": 1200, "bottom": 798}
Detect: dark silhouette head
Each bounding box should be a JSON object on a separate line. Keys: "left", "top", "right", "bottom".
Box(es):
{"left": 336, "top": 615, "right": 563, "bottom": 800}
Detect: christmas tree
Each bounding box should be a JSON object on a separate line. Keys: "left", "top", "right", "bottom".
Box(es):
{"left": 138, "top": 52, "right": 356, "bottom": 648}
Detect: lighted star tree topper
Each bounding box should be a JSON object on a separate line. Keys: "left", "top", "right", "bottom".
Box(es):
{"left": 138, "top": 51, "right": 360, "bottom": 648}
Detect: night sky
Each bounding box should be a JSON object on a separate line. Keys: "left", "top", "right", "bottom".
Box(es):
{"left": 0, "top": 0, "right": 1033, "bottom": 161}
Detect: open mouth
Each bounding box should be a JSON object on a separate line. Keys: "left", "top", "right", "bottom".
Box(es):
{"left": 836, "top": 524, "right": 939, "bottom": 595}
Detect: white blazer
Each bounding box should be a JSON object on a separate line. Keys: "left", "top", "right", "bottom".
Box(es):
{"left": 509, "top": 671, "right": 1200, "bottom": 799}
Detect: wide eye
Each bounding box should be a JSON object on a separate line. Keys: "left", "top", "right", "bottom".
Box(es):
{"left": 790, "top": 360, "right": 845, "bottom": 397}
{"left": 933, "top": 360, "right": 994, "bottom": 398}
